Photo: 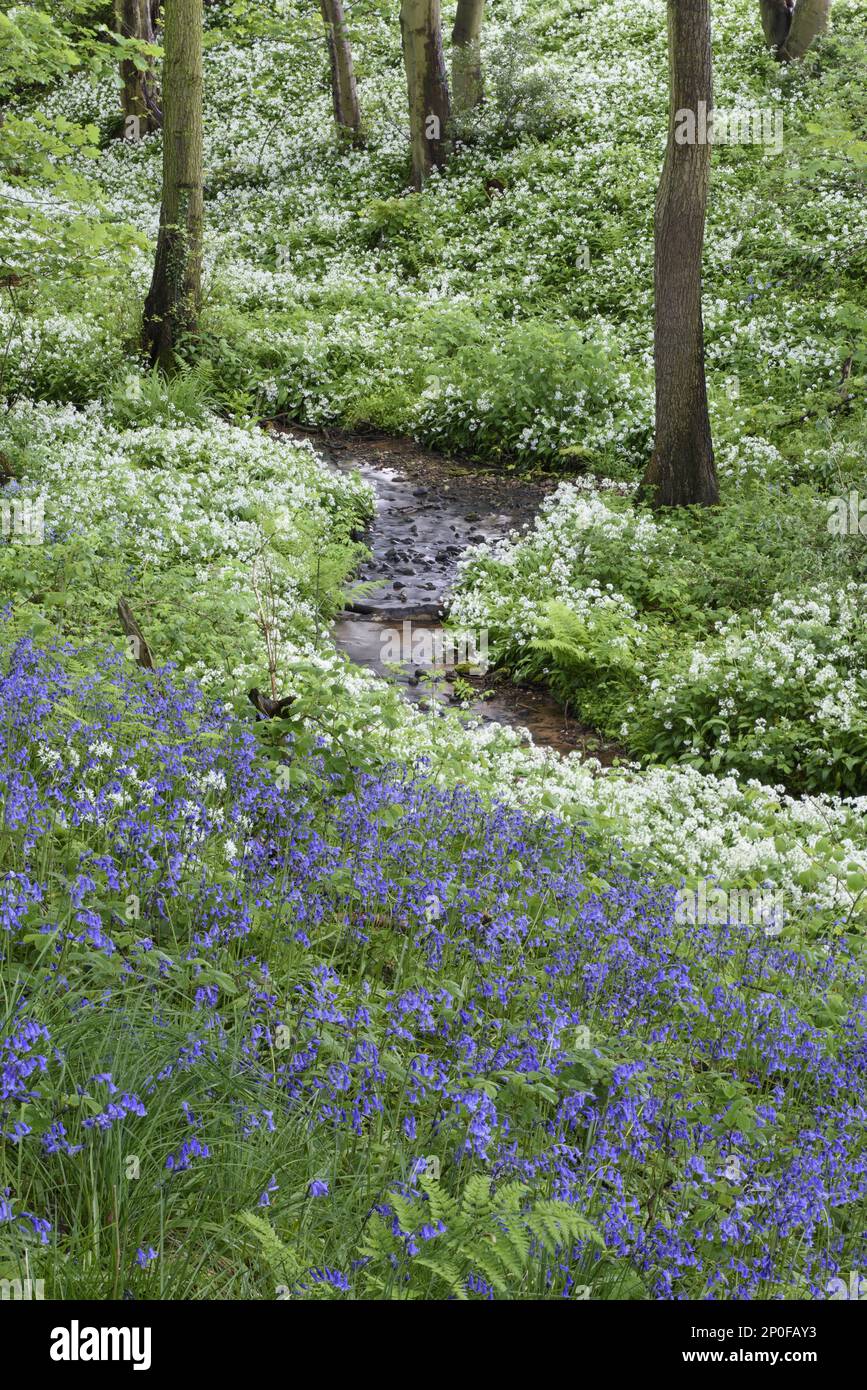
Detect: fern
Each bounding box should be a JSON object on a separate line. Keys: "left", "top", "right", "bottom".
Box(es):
{"left": 530, "top": 600, "right": 640, "bottom": 679}
{"left": 235, "top": 1209, "right": 302, "bottom": 1288}
{"left": 358, "top": 1175, "right": 605, "bottom": 1300}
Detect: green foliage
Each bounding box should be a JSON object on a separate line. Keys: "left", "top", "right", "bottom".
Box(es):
{"left": 0, "top": 7, "right": 80, "bottom": 98}
{"left": 0, "top": 112, "right": 147, "bottom": 291}
{"left": 359, "top": 195, "right": 444, "bottom": 278}
{"left": 360, "top": 1175, "right": 604, "bottom": 1299}
{"left": 0, "top": 402, "right": 372, "bottom": 694}
{"left": 456, "top": 24, "right": 568, "bottom": 144}
{"left": 414, "top": 319, "right": 651, "bottom": 468}
{"left": 525, "top": 598, "right": 647, "bottom": 725}
{"left": 107, "top": 363, "right": 217, "bottom": 428}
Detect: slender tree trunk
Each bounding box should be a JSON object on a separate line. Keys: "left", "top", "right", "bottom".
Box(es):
{"left": 452, "top": 0, "right": 485, "bottom": 114}
{"left": 639, "top": 0, "right": 718, "bottom": 509}
{"left": 116, "top": 0, "right": 162, "bottom": 135}
{"left": 758, "top": 0, "right": 794, "bottom": 50}
{"left": 783, "top": 0, "right": 831, "bottom": 58}
{"left": 142, "top": 0, "right": 203, "bottom": 372}
{"left": 400, "top": 0, "right": 451, "bottom": 190}
{"left": 319, "top": 0, "right": 363, "bottom": 140}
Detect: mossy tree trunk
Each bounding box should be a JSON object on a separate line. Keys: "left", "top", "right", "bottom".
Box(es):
{"left": 142, "top": 0, "right": 203, "bottom": 371}
{"left": 319, "top": 0, "right": 363, "bottom": 140}
{"left": 116, "top": 0, "right": 162, "bottom": 136}
{"left": 400, "top": 0, "right": 451, "bottom": 189}
{"left": 451, "top": 0, "right": 485, "bottom": 114}
{"left": 758, "top": 0, "right": 831, "bottom": 60}
{"left": 783, "top": 0, "right": 831, "bottom": 58}
{"left": 639, "top": 0, "right": 718, "bottom": 508}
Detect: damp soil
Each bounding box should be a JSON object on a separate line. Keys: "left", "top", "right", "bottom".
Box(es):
{"left": 276, "top": 424, "right": 623, "bottom": 761}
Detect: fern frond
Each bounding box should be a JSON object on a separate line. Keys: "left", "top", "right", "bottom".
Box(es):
{"left": 235, "top": 1209, "right": 301, "bottom": 1283}
{"left": 419, "top": 1175, "right": 461, "bottom": 1230}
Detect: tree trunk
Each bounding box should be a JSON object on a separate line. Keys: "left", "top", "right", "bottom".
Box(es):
{"left": 116, "top": 0, "right": 162, "bottom": 135}
{"left": 452, "top": 0, "right": 485, "bottom": 114}
{"left": 400, "top": 0, "right": 451, "bottom": 190}
{"left": 639, "top": 0, "right": 718, "bottom": 509}
{"left": 783, "top": 0, "right": 831, "bottom": 58}
{"left": 758, "top": 0, "right": 794, "bottom": 52}
{"left": 142, "top": 0, "right": 203, "bottom": 372}
{"left": 319, "top": 0, "right": 363, "bottom": 140}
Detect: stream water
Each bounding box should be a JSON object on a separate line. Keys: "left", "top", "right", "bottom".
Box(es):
{"left": 281, "top": 426, "right": 610, "bottom": 758}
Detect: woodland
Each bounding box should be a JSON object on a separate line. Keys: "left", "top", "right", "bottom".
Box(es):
{"left": 0, "top": 0, "right": 866, "bottom": 1307}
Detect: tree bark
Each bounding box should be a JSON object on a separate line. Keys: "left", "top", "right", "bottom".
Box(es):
{"left": 319, "top": 0, "right": 363, "bottom": 140}
{"left": 400, "top": 0, "right": 451, "bottom": 190}
{"left": 782, "top": 0, "right": 831, "bottom": 58}
{"left": 452, "top": 0, "right": 485, "bottom": 114}
{"left": 758, "top": 0, "right": 794, "bottom": 51}
{"left": 639, "top": 0, "right": 718, "bottom": 509}
{"left": 142, "top": 0, "right": 203, "bottom": 372}
{"left": 116, "top": 0, "right": 162, "bottom": 135}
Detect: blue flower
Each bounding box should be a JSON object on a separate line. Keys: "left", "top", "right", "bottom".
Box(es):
{"left": 259, "top": 1176, "right": 279, "bottom": 1206}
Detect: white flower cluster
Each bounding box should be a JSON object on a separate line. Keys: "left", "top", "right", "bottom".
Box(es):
{"left": 0, "top": 400, "right": 373, "bottom": 684}
{"left": 449, "top": 483, "right": 663, "bottom": 654}
{"left": 641, "top": 586, "right": 867, "bottom": 741}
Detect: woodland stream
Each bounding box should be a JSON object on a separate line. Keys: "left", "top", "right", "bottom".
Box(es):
{"left": 281, "top": 426, "right": 611, "bottom": 759}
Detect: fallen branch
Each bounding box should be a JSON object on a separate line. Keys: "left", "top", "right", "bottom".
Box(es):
{"left": 117, "top": 597, "right": 154, "bottom": 668}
